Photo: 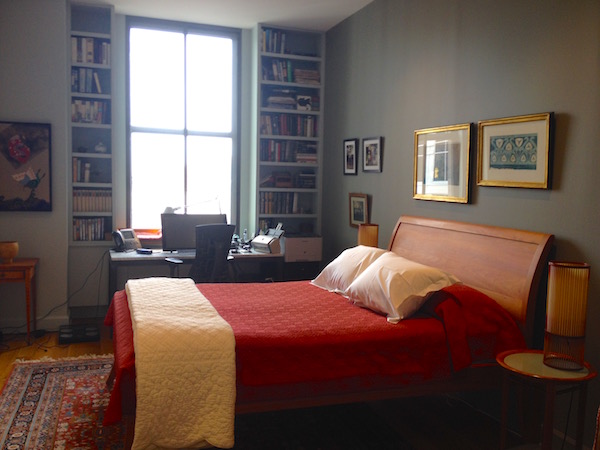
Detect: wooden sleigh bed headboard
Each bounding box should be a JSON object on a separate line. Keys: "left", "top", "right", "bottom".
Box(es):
{"left": 388, "top": 216, "right": 554, "bottom": 346}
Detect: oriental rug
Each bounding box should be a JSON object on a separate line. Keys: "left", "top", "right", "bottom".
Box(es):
{"left": 0, "top": 356, "right": 413, "bottom": 449}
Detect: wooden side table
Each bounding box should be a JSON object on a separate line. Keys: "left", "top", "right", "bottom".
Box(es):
{"left": 0, "top": 258, "right": 39, "bottom": 344}
{"left": 497, "top": 349, "right": 597, "bottom": 450}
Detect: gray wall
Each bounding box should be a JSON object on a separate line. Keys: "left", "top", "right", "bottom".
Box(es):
{"left": 0, "top": 0, "right": 69, "bottom": 329}
{"left": 323, "top": 0, "right": 600, "bottom": 445}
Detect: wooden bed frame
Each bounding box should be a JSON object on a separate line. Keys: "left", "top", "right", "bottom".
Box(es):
{"left": 110, "top": 215, "right": 554, "bottom": 446}
{"left": 232, "top": 215, "right": 554, "bottom": 414}
{"left": 388, "top": 216, "right": 554, "bottom": 347}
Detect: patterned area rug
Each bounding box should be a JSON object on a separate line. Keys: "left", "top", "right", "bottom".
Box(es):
{"left": 0, "top": 356, "right": 123, "bottom": 449}
{"left": 0, "top": 356, "right": 413, "bottom": 449}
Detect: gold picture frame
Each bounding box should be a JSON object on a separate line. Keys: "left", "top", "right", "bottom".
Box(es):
{"left": 477, "top": 112, "right": 553, "bottom": 189}
{"left": 413, "top": 123, "right": 471, "bottom": 203}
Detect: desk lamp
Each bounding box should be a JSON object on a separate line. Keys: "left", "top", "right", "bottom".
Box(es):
{"left": 358, "top": 223, "right": 379, "bottom": 247}
{"left": 543, "top": 261, "right": 590, "bottom": 370}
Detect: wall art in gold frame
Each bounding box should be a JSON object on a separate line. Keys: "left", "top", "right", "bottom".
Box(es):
{"left": 477, "top": 112, "right": 553, "bottom": 189}
{"left": 413, "top": 123, "right": 471, "bottom": 203}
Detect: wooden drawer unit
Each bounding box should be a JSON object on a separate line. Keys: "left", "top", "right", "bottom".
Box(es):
{"left": 283, "top": 236, "right": 322, "bottom": 262}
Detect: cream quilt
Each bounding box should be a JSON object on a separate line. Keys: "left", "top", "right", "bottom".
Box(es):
{"left": 126, "top": 277, "right": 236, "bottom": 450}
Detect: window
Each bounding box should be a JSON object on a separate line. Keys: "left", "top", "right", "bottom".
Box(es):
{"left": 127, "top": 18, "right": 240, "bottom": 229}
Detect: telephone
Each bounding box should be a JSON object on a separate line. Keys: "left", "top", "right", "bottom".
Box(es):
{"left": 112, "top": 228, "right": 141, "bottom": 252}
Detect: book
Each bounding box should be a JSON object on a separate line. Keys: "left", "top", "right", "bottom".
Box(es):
{"left": 93, "top": 72, "right": 102, "bottom": 93}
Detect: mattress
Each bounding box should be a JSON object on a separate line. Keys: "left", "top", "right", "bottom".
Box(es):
{"left": 103, "top": 280, "right": 525, "bottom": 425}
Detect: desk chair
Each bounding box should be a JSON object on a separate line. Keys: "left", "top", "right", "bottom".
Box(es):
{"left": 167, "top": 224, "right": 235, "bottom": 282}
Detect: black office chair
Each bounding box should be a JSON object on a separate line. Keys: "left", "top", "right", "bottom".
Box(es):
{"left": 167, "top": 224, "right": 235, "bottom": 282}
{"left": 190, "top": 223, "right": 236, "bottom": 282}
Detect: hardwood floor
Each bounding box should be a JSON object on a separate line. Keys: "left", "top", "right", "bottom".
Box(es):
{"left": 0, "top": 324, "right": 522, "bottom": 449}
{"left": 0, "top": 323, "right": 114, "bottom": 388}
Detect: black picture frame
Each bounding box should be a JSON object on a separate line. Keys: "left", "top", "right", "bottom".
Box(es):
{"left": 0, "top": 121, "right": 52, "bottom": 211}
{"left": 343, "top": 138, "right": 358, "bottom": 175}
{"left": 362, "top": 136, "right": 382, "bottom": 172}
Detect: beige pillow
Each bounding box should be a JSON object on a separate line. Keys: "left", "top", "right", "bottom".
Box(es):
{"left": 311, "top": 245, "right": 388, "bottom": 292}
{"left": 344, "top": 252, "right": 460, "bottom": 323}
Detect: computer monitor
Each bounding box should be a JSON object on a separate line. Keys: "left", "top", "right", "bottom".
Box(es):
{"left": 161, "top": 213, "right": 227, "bottom": 252}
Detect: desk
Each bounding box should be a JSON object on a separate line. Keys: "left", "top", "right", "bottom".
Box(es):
{"left": 497, "top": 349, "right": 597, "bottom": 450}
{"left": 109, "top": 249, "right": 284, "bottom": 297}
{"left": 0, "top": 258, "right": 39, "bottom": 344}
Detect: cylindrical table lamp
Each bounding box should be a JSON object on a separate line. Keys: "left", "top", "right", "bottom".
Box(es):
{"left": 358, "top": 223, "right": 379, "bottom": 247}
{"left": 543, "top": 261, "right": 590, "bottom": 370}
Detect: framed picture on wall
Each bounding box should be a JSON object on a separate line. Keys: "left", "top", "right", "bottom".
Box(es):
{"left": 477, "top": 112, "right": 553, "bottom": 189}
{"left": 349, "top": 192, "right": 368, "bottom": 227}
{"left": 362, "top": 137, "right": 382, "bottom": 172}
{"left": 413, "top": 123, "right": 471, "bottom": 203}
{"left": 343, "top": 138, "right": 358, "bottom": 175}
{"left": 0, "top": 121, "right": 52, "bottom": 211}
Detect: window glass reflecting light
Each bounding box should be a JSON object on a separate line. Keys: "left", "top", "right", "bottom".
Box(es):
{"left": 130, "top": 132, "right": 184, "bottom": 228}
{"left": 129, "top": 25, "right": 236, "bottom": 229}
{"left": 187, "top": 35, "right": 233, "bottom": 133}
{"left": 130, "top": 29, "right": 184, "bottom": 129}
{"left": 187, "top": 136, "right": 232, "bottom": 221}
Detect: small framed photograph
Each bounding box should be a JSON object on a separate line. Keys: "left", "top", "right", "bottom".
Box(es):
{"left": 349, "top": 192, "right": 368, "bottom": 228}
{"left": 0, "top": 121, "right": 52, "bottom": 211}
{"left": 477, "top": 112, "right": 553, "bottom": 189}
{"left": 343, "top": 138, "right": 358, "bottom": 175}
{"left": 362, "top": 137, "right": 382, "bottom": 172}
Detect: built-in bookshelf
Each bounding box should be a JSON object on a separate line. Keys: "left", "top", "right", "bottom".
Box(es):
{"left": 69, "top": 3, "right": 113, "bottom": 243}
{"left": 256, "top": 25, "right": 324, "bottom": 237}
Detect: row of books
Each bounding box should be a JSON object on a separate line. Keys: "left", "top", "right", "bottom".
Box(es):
{"left": 71, "top": 68, "right": 106, "bottom": 94}
{"left": 71, "top": 99, "right": 111, "bottom": 125}
{"left": 72, "top": 157, "right": 111, "bottom": 184}
{"left": 72, "top": 217, "right": 107, "bottom": 241}
{"left": 260, "top": 113, "right": 317, "bottom": 138}
{"left": 259, "top": 191, "right": 311, "bottom": 215}
{"left": 260, "top": 140, "right": 317, "bottom": 163}
{"left": 71, "top": 36, "right": 111, "bottom": 65}
{"left": 293, "top": 68, "right": 320, "bottom": 85}
{"left": 262, "top": 60, "right": 320, "bottom": 85}
{"left": 73, "top": 189, "right": 112, "bottom": 212}
{"left": 259, "top": 170, "right": 316, "bottom": 189}
{"left": 261, "top": 28, "right": 288, "bottom": 54}
{"left": 295, "top": 172, "right": 317, "bottom": 189}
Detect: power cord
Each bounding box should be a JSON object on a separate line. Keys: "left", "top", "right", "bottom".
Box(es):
{"left": 559, "top": 391, "right": 574, "bottom": 450}
{"left": 0, "top": 249, "right": 109, "bottom": 341}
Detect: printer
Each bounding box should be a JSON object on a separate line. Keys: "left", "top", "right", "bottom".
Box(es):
{"left": 251, "top": 227, "right": 284, "bottom": 254}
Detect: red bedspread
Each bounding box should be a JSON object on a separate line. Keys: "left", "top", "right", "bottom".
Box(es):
{"left": 103, "top": 281, "right": 524, "bottom": 425}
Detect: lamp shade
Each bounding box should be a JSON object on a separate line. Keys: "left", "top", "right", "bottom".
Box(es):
{"left": 543, "top": 261, "right": 590, "bottom": 370}
{"left": 358, "top": 223, "right": 379, "bottom": 247}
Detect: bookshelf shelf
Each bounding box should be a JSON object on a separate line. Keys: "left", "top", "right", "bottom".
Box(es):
{"left": 69, "top": 2, "right": 114, "bottom": 243}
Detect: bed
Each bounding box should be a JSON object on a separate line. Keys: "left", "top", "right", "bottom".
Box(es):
{"left": 103, "top": 215, "right": 554, "bottom": 449}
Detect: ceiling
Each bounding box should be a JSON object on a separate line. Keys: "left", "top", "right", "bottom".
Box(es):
{"left": 91, "top": 0, "right": 373, "bottom": 31}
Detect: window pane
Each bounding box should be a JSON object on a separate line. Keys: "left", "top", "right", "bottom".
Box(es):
{"left": 130, "top": 29, "right": 184, "bottom": 130}
{"left": 187, "top": 136, "right": 232, "bottom": 221}
{"left": 186, "top": 35, "right": 232, "bottom": 133}
{"left": 130, "top": 132, "right": 185, "bottom": 228}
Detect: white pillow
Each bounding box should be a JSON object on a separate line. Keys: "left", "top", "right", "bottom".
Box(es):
{"left": 311, "top": 245, "right": 388, "bottom": 292}
{"left": 343, "top": 252, "right": 460, "bottom": 323}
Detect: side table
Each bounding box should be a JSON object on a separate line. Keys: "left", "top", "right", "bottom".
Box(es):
{"left": 0, "top": 258, "right": 39, "bottom": 344}
{"left": 497, "top": 349, "right": 597, "bottom": 450}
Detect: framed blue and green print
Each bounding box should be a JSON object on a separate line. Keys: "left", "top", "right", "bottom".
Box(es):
{"left": 477, "top": 112, "right": 553, "bottom": 189}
